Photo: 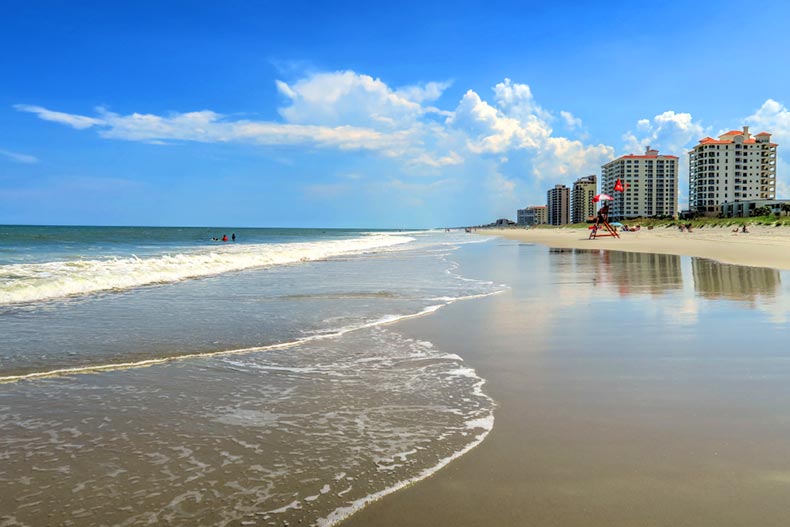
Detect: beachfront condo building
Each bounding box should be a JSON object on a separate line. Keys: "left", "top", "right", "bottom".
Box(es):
{"left": 547, "top": 184, "right": 570, "bottom": 225}
{"left": 688, "top": 126, "right": 777, "bottom": 215}
{"left": 601, "top": 147, "right": 678, "bottom": 219}
{"left": 517, "top": 205, "right": 547, "bottom": 226}
{"left": 571, "top": 175, "right": 597, "bottom": 223}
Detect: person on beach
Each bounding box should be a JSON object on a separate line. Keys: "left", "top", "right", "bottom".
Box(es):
{"left": 232, "top": 233, "right": 236, "bottom": 241}
{"left": 222, "top": 234, "right": 228, "bottom": 242}
{"left": 742, "top": 224, "right": 749, "bottom": 233}
{"left": 595, "top": 202, "right": 610, "bottom": 227}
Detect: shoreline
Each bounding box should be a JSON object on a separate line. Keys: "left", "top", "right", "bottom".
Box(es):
{"left": 341, "top": 236, "right": 790, "bottom": 527}
{"left": 481, "top": 224, "right": 790, "bottom": 270}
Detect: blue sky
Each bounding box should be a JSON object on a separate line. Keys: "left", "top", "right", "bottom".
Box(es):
{"left": 3, "top": 0, "right": 790, "bottom": 228}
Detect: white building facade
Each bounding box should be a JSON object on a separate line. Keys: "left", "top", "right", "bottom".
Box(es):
{"left": 689, "top": 126, "right": 777, "bottom": 215}
{"left": 601, "top": 147, "right": 678, "bottom": 219}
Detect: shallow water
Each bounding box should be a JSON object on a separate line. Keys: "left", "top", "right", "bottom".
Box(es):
{"left": 0, "top": 228, "right": 500, "bottom": 526}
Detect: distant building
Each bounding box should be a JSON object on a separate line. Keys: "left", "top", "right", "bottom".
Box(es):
{"left": 720, "top": 199, "right": 790, "bottom": 218}
{"left": 517, "top": 205, "right": 547, "bottom": 226}
{"left": 492, "top": 218, "right": 516, "bottom": 227}
{"left": 689, "top": 126, "right": 777, "bottom": 215}
{"left": 571, "top": 175, "right": 596, "bottom": 223}
{"left": 547, "top": 184, "right": 570, "bottom": 225}
{"left": 601, "top": 147, "right": 678, "bottom": 219}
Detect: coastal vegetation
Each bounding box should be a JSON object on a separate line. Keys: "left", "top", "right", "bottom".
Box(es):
{"left": 524, "top": 213, "right": 790, "bottom": 230}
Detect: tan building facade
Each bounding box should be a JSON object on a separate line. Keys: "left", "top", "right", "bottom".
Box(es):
{"left": 517, "top": 205, "right": 547, "bottom": 226}
{"left": 601, "top": 147, "right": 678, "bottom": 219}
{"left": 571, "top": 175, "right": 597, "bottom": 223}
{"left": 689, "top": 126, "right": 777, "bottom": 214}
{"left": 547, "top": 184, "right": 570, "bottom": 225}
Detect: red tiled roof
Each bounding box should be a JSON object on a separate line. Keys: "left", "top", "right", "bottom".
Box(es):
{"left": 756, "top": 132, "right": 771, "bottom": 136}
{"left": 619, "top": 154, "right": 679, "bottom": 159}
{"left": 722, "top": 130, "right": 743, "bottom": 135}
{"left": 698, "top": 136, "right": 777, "bottom": 147}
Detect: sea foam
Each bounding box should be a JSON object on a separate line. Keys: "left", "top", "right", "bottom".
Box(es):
{"left": 0, "top": 234, "right": 413, "bottom": 306}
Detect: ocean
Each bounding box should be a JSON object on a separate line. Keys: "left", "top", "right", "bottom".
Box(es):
{"left": 0, "top": 226, "right": 503, "bottom": 526}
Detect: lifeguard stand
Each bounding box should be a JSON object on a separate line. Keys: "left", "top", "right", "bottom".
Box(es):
{"left": 589, "top": 220, "right": 620, "bottom": 239}
{"left": 589, "top": 207, "right": 620, "bottom": 239}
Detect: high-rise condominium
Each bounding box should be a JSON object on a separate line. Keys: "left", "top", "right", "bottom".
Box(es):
{"left": 547, "top": 184, "right": 570, "bottom": 225}
{"left": 688, "top": 126, "right": 777, "bottom": 214}
{"left": 601, "top": 147, "right": 678, "bottom": 219}
{"left": 571, "top": 175, "right": 596, "bottom": 223}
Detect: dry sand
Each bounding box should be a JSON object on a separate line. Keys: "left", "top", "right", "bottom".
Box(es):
{"left": 486, "top": 224, "right": 790, "bottom": 271}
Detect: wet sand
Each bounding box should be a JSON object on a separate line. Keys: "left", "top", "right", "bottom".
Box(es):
{"left": 342, "top": 241, "right": 790, "bottom": 527}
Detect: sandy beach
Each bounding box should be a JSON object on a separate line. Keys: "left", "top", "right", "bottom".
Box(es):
{"left": 486, "top": 225, "right": 790, "bottom": 271}
{"left": 342, "top": 233, "right": 790, "bottom": 527}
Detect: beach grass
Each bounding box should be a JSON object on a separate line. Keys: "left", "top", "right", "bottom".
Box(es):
{"left": 503, "top": 214, "right": 790, "bottom": 230}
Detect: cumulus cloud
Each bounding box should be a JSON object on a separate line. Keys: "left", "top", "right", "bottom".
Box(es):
{"left": 276, "top": 71, "right": 449, "bottom": 129}
{"left": 0, "top": 148, "right": 38, "bottom": 164}
{"left": 16, "top": 71, "right": 615, "bottom": 183}
{"left": 622, "top": 110, "right": 705, "bottom": 156}
{"left": 534, "top": 137, "right": 613, "bottom": 180}
{"left": 448, "top": 89, "right": 529, "bottom": 153}
{"left": 622, "top": 110, "right": 707, "bottom": 209}
{"left": 745, "top": 99, "right": 790, "bottom": 198}
{"left": 446, "top": 79, "right": 612, "bottom": 179}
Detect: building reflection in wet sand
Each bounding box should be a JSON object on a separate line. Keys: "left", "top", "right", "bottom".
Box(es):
{"left": 692, "top": 258, "right": 780, "bottom": 303}
{"left": 549, "top": 249, "right": 683, "bottom": 298}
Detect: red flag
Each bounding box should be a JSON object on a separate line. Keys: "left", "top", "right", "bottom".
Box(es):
{"left": 614, "top": 179, "right": 624, "bottom": 192}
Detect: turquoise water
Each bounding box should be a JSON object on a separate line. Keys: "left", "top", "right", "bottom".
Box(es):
{"left": 0, "top": 225, "right": 397, "bottom": 265}
{"left": 0, "top": 225, "right": 421, "bottom": 306}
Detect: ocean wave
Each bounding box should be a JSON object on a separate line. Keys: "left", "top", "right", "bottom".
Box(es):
{"left": 0, "top": 234, "right": 414, "bottom": 306}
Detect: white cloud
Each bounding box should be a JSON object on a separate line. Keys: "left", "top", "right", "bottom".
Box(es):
{"left": 533, "top": 137, "right": 613, "bottom": 180}
{"left": 409, "top": 150, "right": 463, "bottom": 167}
{"left": 745, "top": 99, "right": 790, "bottom": 135}
{"left": 446, "top": 80, "right": 612, "bottom": 179}
{"left": 493, "top": 78, "right": 551, "bottom": 122}
{"left": 16, "top": 71, "right": 617, "bottom": 190}
{"left": 622, "top": 110, "right": 705, "bottom": 156}
{"left": 623, "top": 110, "right": 707, "bottom": 209}
{"left": 560, "top": 110, "right": 582, "bottom": 129}
{"left": 447, "top": 89, "right": 526, "bottom": 154}
{"left": 17, "top": 104, "right": 410, "bottom": 152}
{"left": 14, "top": 104, "right": 104, "bottom": 129}
{"left": 276, "top": 71, "right": 440, "bottom": 129}
{"left": 396, "top": 81, "right": 452, "bottom": 104}
{"left": 0, "top": 148, "right": 38, "bottom": 164}
{"left": 745, "top": 99, "right": 790, "bottom": 199}
{"left": 447, "top": 86, "right": 552, "bottom": 153}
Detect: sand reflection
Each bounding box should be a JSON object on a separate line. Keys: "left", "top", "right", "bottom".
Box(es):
{"left": 692, "top": 258, "right": 781, "bottom": 303}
